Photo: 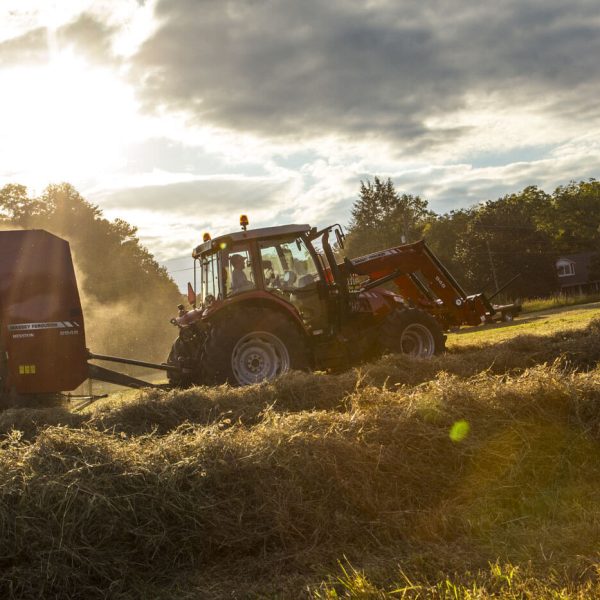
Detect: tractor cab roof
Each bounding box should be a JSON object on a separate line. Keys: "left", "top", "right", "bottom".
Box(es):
{"left": 193, "top": 223, "right": 312, "bottom": 258}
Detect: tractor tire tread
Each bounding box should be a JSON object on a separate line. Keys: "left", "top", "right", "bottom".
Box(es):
{"left": 378, "top": 307, "right": 446, "bottom": 356}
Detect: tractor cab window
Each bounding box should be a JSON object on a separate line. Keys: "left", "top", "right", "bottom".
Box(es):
{"left": 224, "top": 244, "right": 256, "bottom": 297}
{"left": 259, "top": 236, "right": 325, "bottom": 328}
{"left": 259, "top": 236, "right": 319, "bottom": 290}
{"left": 199, "top": 252, "right": 222, "bottom": 304}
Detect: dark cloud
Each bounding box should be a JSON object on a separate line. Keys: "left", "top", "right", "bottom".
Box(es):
{"left": 57, "top": 13, "right": 118, "bottom": 64}
{"left": 132, "top": 0, "right": 459, "bottom": 140}
{"left": 0, "top": 27, "right": 48, "bottom": 66}
{"left": 131, "top": 0, "right": 600, "bottom": 146}
{"left": 0, "top": 13, "right": 117, "bottom": 70}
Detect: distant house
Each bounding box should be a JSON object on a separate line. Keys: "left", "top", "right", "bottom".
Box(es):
{"left": 555, "top": 252, "right": 600, "bottom": 294}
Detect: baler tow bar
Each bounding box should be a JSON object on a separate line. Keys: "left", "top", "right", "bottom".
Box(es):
{"left": 86, "top": 351, "right": 180, "bottom": 390}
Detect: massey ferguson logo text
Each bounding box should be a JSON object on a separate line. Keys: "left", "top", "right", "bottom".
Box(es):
{"left": 8, "top": 321, "right": 80, "bottom": 331}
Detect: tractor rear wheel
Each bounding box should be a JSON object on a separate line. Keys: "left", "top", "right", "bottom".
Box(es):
{"left": 201, "top": 308, "right": 310, "bottom": 385}
{"left": 379, "top": 308, "right": 446, "bottom": 358}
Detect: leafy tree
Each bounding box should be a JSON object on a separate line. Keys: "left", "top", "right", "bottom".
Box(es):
{"left": 544, "top": 179, "right": 600, "bottom": 253}
{"left": 422, "top": 209, "right": 473, "bottom": 281}
{"left": 0, "top": 183, "right": 49, "bottom": 225}
{"left": 345, "top": 176, "right": 432, "bottom": 257}
{"left": 455, "top": 188, "right": 556, "bottom": 298}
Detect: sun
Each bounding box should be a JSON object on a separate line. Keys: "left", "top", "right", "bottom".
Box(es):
{"left": 0, "top": 50, "right": 139, "bottom": 184}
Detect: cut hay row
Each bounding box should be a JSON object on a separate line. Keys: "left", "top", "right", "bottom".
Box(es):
{"left": 1, "top": 354, "right": 600, "bottom": 596}
{"left": 3, "top": 318, "right": 599, "bottom": 439}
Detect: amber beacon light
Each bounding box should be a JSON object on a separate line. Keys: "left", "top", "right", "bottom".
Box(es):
{"left": 240, "top": 214, "right": 249, "bottom": 231}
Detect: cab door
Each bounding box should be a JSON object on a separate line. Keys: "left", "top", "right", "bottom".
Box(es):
{"left": 258, "top": 235, "right": 328, "bottom": 332}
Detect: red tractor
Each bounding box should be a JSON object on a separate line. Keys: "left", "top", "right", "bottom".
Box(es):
{"left": 167, "top": 218, "right": 494, "bottom": 386}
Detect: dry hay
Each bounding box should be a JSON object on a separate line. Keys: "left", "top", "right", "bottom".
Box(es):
{"left": 1, "top": 363, "right": 600, "bottom": 597}
{"left": 83, "top": 316, "right": 600, "bottom": 436}
{"left": 0, "top": 319, "right": 599, "bottom": 597}
{"left": 0, "top": 407, "right": 84, "bottom": 439}
{"left": 2, "top": 318, "right": 600, "bottom": 439}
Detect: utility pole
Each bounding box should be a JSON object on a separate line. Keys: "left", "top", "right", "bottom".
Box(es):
{"left": 486, "top": 238, "right": 499, "bottom": 293}
{"left": 401, "top": 211, "right": 409, "bottom": 244}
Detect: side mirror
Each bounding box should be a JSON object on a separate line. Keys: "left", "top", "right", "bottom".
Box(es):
{"left": 335, "top": 228, "right": 345, "bottom": 250}
{"left": 187, "top": 282, "right": 197, "bottom": 307}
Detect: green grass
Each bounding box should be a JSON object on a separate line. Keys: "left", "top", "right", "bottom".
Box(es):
{"left": 522, "top": 292, "right": 600, "bottom": 314}
{"left": 314, "top": 560, "right": 600, "bottom": 598}
{"left": 1, "top": 307, "right": 600, "bottom": 598}
{"left": 448, "top": 300, "right": 600, "bottom": 348}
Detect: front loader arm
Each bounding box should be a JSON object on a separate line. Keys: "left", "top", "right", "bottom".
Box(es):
{"left": 346, "top": 240, "right": 492, "bottom": 327}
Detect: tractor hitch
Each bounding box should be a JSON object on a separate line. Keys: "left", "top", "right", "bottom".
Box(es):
{"left": 86, "top": 351, "right": 179, "bottom": 390}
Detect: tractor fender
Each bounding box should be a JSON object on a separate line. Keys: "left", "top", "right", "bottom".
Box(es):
{"left": 357, "top": 288, "right": 402, "bottom": 319}
{"left": 203, "top": 291, "right": 309, "bottom": 337}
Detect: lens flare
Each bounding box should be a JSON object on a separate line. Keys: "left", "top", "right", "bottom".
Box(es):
{"left": 450, "top": 419, "right": 470, "bottom": 442}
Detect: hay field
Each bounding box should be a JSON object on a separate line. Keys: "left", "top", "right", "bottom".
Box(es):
{"left": 1, "top": 304, "right": 600, "bottom": 598}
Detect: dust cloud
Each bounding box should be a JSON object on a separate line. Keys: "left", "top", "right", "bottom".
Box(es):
{"left": 73, "top": 261, "right": 183, "bottom": 364}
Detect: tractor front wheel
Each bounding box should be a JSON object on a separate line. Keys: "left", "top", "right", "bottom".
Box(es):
{"left": 166, "top": 337, "right": 194, "bottom": 387}
{"left": 202, "top": 308, "right": 310, "bottom": 385}
{"left": 379, "top": 308, "right": 446, "bottom": 358}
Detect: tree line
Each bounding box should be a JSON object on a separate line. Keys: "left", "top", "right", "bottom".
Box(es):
{"left": 345, "top": 177, "right": 600, "bottom": 299}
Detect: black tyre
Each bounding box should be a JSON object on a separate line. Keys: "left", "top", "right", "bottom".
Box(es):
{"left": 201, "top": 308, "right": 310, "bottom": 385}
{"left": 379, "top": 308, "right": 446, "bottom": 357}
{"left": 166, "top": 325, "right": 207, "bottom": 387}
{"left": 166, "top": 337, "right": 193, "bottom": 387}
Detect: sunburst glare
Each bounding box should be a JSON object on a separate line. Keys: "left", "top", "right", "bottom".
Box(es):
{"left": 0, "top": 49, "right": 138, "bottom": 183}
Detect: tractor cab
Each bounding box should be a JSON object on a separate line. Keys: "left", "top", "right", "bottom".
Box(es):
{"left": 191, "top": 221, "right": 332, "bottom": 331}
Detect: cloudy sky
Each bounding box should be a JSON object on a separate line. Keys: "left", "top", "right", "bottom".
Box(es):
{"left": 1, "top": 0, "right": 599, "bottom": 284}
